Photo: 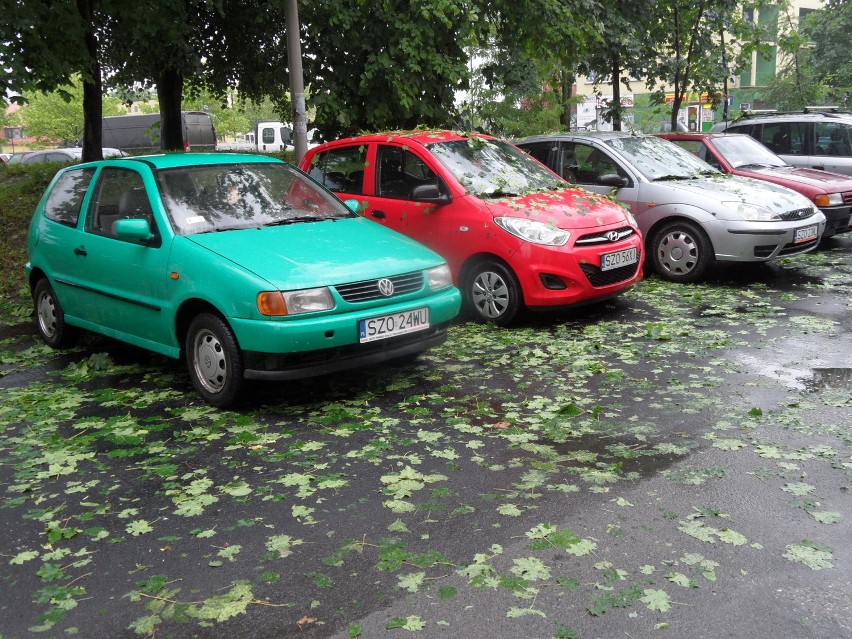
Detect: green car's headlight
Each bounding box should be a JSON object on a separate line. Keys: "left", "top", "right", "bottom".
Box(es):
{"left": 258, "top": 287, "right": 334, "bottom": 316}
{"left": 494, "top": 216, "right": 570, "bottom": 246}
{"left": 428, "top": 264, "right": 453, "bottom": 290}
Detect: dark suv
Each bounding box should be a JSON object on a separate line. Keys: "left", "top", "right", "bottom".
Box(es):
{"left": 711, "top": 108, "right": 852, "bottom": 176}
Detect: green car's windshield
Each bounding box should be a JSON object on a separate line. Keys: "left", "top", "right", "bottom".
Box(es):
{"left": 156, "top": 162, "right": 354, "bottom": 235}
{"left": 606, "top": 135, "right": 721, "bottom": 181}
{"left": 427, "top": 137, "right": 564, "bottom": 197}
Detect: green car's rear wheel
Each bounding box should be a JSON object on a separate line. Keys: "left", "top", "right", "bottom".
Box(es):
{"left": 34, "top": 278, "right": 74, "bottom": 348}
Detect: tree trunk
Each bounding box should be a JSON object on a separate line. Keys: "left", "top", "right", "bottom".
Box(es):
{"left": 611, "top": 54, "right": 622, "bottom": 131}
{"left": 560, "top": 67, "right": 575, "bottom": 129}
{"left": 157, "top": 69, "right": 185, "bottom": 151}
{"left": 76, "top": 0, "right": 103, "bottom": 162}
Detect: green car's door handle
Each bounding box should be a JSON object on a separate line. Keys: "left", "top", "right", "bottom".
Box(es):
{"left": 74, "top": 247, "right": 87, "bottom": 256}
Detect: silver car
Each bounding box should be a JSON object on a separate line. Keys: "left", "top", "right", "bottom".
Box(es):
{"left": 515, "top": 132, "right": 826, "bottom": 282}
{"left": 19, "top": 147, "right": 127, "bottom": 164}
{"left": 710, "top": 109, "right": 852, "bottom": 177}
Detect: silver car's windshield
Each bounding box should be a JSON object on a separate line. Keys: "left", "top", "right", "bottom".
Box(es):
{"left": 606, "top": 136, "right": 720, "bottom": 180}
{"left": 427, "top": 137, "right": 564, "bottom": 197}
{"left": 156, "top": 162, "right": 354, "bottom": 235}
{"left": 712, "top": 135, "right": 787, "bottom": 168}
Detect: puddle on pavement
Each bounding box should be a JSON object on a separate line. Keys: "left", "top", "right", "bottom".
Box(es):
{"left": 707, "top": 262, "right": 823, "bottom": 291}
{"left": 736, "top": 353, "right": 813, "bottom": 390}
{"left": 802, "top": 367, "right": 852, "bottom": 392}
{"left": 545, "top": 433, "right": 690, "bottom": 479}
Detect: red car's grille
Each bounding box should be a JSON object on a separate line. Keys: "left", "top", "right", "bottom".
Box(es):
{"left": 579, "top": 261, "right": 641, "bottom": 287}
{"left": 575, "top": 226, "right": 636, "bottom": 245}
{"left": 842, "top": 191, "right": 852, "bottom": 205}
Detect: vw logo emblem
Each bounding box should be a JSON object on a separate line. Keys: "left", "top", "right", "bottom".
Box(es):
{"left": 606, "top": 230, "right": 621, "bottom": 242}
{"left": 377, "top": 278, "right": 395, "bottom": 297}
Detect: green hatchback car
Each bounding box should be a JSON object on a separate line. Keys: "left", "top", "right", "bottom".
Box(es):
{"left": 26, "top": 153, "right": 461, "bottom": 406}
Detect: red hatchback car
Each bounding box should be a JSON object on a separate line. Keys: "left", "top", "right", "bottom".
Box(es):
{"left": 660, "top": 132, "right": 852, "bottom": 238}
{"left": 300, "top": 130, "right": 643, "bottom": 325}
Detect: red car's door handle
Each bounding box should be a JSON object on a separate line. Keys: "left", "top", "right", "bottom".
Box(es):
{"left": 371, "top": 210, "right": 387, "bottom": 220}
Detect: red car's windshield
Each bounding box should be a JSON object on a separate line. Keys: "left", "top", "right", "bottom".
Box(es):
{"left": 427, "top": 137, "right": 564, "bottom": 198}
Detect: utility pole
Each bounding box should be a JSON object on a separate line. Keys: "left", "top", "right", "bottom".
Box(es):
{"left": 285, "top": 0, "right": 308, "bottom": 163}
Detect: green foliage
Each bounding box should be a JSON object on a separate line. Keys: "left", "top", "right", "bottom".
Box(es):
{"left": 0, "top": 163, "right": 57, "bottom": 304}
{"left": 300, "top": 0, "right": 472, "bottom": 139}
{"left": 15, "top": 78, "right": 125, "bottom": 145}
{"left": 783, "top": 541, "right": 834, "bottom": 570}
{"left": 803, "top": 0, "right": 852, "bottom": 99}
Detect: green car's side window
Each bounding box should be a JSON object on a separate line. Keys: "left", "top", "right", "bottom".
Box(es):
{"left": 85, "top": 167, "right": 159, "bottom": 242}
{"left": 44, "top": 168, "right": 96, "bottom": 227}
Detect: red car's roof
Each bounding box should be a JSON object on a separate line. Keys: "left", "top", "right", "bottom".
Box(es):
{"left": 316, "top": 129, "right": 492, "bottom": 148}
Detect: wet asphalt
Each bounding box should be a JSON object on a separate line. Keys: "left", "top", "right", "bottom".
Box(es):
{"left": 0, "top": 235, "right": 850, "bottom": 639}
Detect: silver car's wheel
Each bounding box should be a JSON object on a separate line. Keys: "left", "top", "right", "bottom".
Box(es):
{"left": 651, "top": 221, "right": 713, "bottom": 283}
{"left": 186, "top": 313, "right": 244, "bottom": 407}
{"left": 464, "top": 261, "right": 522, "bottom": 325}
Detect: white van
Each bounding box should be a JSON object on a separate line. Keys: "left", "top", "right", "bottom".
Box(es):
{"left": 255, "top": 121, "right": 292, "bottom": 152}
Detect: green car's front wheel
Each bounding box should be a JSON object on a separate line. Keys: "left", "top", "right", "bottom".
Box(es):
{"left": 186, "top": 313, "right": 245, "bottom": 407}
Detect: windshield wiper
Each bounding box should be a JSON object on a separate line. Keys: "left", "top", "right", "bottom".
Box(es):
{"left": 738, "top": 163, "right": 781, "bottom": 169}
{"left": 653, "top": 174, "right": 692, "bottom": 181}
{"left": 263, "top": 216, "right": 327, "bottom": 227}
{"left": 479, "top": 191, "right": 520, "bottom": 198}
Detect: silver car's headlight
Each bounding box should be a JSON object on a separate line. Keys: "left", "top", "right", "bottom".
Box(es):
{"left": 723, "top": 202, "right": 783, "bottom": 222}
{"left": 428, "top": 264, "right": 453, "bottom": 290}
{"left": 494, "top": 216, "right": 570, "bottom": 246}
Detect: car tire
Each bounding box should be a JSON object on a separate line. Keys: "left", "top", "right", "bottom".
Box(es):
{"left": 464, "top": 260, "right": 522, "bottom": 326}
{"left": 651, "top": 220, "right": 713, "bottom": 283}
{"left": 186, "top": 313, "right": 245, "bottom": 408}
{"left": 33, "top": 279, "right": 74, "bottom": 348}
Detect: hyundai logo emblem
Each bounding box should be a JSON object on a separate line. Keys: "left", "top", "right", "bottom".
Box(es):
{"left": 606, "top": 230, "right": 621, "bottom": 242}
{"left": 377, "top": 278, "right": 395, "bottom": 297}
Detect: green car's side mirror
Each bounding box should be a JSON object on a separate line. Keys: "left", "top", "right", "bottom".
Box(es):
{"left": 115, "top": 218, "right": 153, "bottom": 243}
{"left": 343, "top": 198, "right": 362, "bottom": 214}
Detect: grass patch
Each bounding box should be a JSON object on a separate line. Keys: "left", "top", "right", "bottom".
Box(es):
{"left": 0, "top": 163, "right": 58, "bottom": 321}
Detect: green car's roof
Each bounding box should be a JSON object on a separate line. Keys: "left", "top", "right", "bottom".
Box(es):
{"left": 82, "top": 152, "right": 285, "bottom": 170}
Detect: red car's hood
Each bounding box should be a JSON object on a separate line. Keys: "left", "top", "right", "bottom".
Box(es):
{"left": 741, "top": 165, "right": 852, "bottom": 192}
{"left": 481, "top": 188, "right": 629, "bottom": 229}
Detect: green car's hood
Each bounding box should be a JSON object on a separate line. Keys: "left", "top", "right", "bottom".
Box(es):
{"left": 185, "top": 217, "right": 443, "bottom": 290}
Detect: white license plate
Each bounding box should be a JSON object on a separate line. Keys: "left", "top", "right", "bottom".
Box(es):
{"left": 359, "top": 307, "right": 430, "bottom": 343}
{"left": 601, "top": 246, "right": 639, "bottom": 271}
{"left": 794, "top": 224, "right": 819, "bottom": 244}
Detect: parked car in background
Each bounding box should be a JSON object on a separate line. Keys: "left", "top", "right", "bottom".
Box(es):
{"left": 710, "top": 108, "right": 852, "bottom": 176}
{"left": 20, "top": 147, "right": 126, "bottom": 164}
{"left": 26, "top": 153, "right": 460, "bottom": 407}
{"left": 301, "top": 130, "right": 643, "bottom": 326}
{"left": 660, "top": 132, "right": 852, "bottom": 238}
{"left": 6, "top": 152, "right": 30, "bottom": 164}
{"left": 0, "top": 153, "right": 10, "bottom": 164}
{"left": 515, "top": 132, "right": 825, "bottom": 283}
